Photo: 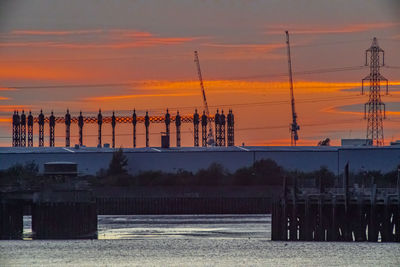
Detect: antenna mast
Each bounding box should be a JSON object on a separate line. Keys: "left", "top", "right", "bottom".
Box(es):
{"left": 285, "top": 31, "right": 300, "bottom": 146}
{"left": 194, "top": 51, "right": 214, "bottom": 145}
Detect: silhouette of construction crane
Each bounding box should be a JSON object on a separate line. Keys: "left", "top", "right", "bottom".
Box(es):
{"left": 285, "top": 31, "right": 300, "bottom": 146}
{"left": 194, "top": 51, "right": 215, "bottom": 146}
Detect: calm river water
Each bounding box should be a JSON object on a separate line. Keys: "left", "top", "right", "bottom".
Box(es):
{"left": 0, "top": 215, "right": 399, "bottom": 266}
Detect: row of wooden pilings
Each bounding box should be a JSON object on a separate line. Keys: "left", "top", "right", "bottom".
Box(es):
{"left": 271, "top": 165, "right": 400, "bottom": 242}
{"left": 0, "top": 200, "right": 24, "bottom": 239}
{"left": 32, "top": 201, "right": 97, "bottom": 239}
{"left": 0, "top": 190, "right": 97, "bottom": 239}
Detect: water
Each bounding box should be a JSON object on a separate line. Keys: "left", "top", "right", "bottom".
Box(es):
{"left": 0, "top": 215, "right": 399, "bottom": 266}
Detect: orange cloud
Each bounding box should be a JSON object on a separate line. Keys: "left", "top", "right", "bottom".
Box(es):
{"left": 266, "top": 22, "right": 400, "bottom": 35}
{"left": 1, "top": 28, "right": 199, "bottom": 49}
{"left": 10, "top": 29, "right": 154, "bottom": 38}
{"left": 11, "top": 29, "right": 104, "bottom": 36}
{"left": 0, "top": 118, "right": 12, "bottom": 123}
{"left": 322, "top": 105, "right": 363, "bottom": 116}
{"left": 0, "top": 97, "right": 10, "bottom": 100}
{"left": 250, "top": 138, "right": 318, "bottom": 146}
{"left": 0, "top": 105, "right": 29, "bottom": 112}
{"left": 0, "top": 38, "right": 197, "bottom": 49}
{"left": 88, "top": 92, "right": 199, "bottom": 101}
{"left": 204, "top": 42, "right": 285, "bottom": 51}
{"left": 0, "top": 65, "right": 87, "bottom": 80}
{"left": 85, "top": 79, "right": 395, "bottom": 104}
{"left": 137, "top": 80, "right": 373, "bottom": 94}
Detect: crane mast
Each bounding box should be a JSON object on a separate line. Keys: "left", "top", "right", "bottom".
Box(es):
{"left": 194, "top": 51, "right": 214, "bottom": 145}
{"left": 285, "top": 31, "right": 300, "bottom": 146}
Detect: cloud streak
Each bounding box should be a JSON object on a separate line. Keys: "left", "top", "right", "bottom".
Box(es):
{"left": 266, "top": 22, "right": 400, "bottom": 35}
{"left": 11, "top": 29, "right": 104, "bottom": 36}
{"left": 1, "top": 29, "right": 200, "bottom": 49}
{"left": 85, "top": 79, "right": 397, "bottom": 104}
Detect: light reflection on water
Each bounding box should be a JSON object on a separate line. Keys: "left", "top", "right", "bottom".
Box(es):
{"left": 97, "top": 214, "right": 270, "bottom": 240}
{"left": 0, "top": 215, "right": 398, "bottom": 266}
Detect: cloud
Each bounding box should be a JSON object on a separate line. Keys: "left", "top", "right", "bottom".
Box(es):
{"left": 266, "top": 22, "right": 400, "bottom": 35}
{"left": 88, "top": 92, "right": 199, "bottom": 101}
{"left": 0, "top": 87, "right": 16, "bottom": 91}
{"left": 0, "top": 105, "right": 29, "bottom": 112}
{"left": 1, "top": 28, "right": 199, "bottom": 49}
{"left": 324, "top": 101, "right": 400, "bottom": 118}
{"left": 203, "top": 42, "right": 285, "bottom": 51}
{"left": 251, "top": 138, "right": 317, "bottom": 146}
{"left": 0, "top": 65, "right": 88, "bottom": 80}
{"left": 0, "top": 118, "right": 11, "bottom": 123}
{"left": 11, "top": 29, "right": 104, "bottom": 36}
{"left": 85, "top": 79, "right": 385, "bottom": 104}
{"left": 341, "top": 81, "right": 400, "bottom": 92}
{"left": 138, "top": 80, "right": 368, "bottom": 94}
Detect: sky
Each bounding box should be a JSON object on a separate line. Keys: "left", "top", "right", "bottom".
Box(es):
{"left": 0, "top": 0, "right": 400, "bottom": 147}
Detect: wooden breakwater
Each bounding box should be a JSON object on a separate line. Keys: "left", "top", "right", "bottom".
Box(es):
{"left": 0, "top": 189, "right": 97, "bottom": 240}
{"left": 97, "top": 197, "right": 271, "bottom": 214}
{"left": 95, "top": 186, "right": 277, "bottom": 215}
{"left": 0, "top": 198, "right": 24, "bottom": 239}
{"left": 271, "top": 173, "right": 400, "bottom": 242}
{"left": 32, "top": 191, "right": 97, "bottom": 239}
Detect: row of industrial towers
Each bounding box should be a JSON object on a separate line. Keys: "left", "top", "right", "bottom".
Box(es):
{"left": 11, "top": 109, "right": 235, "bottom": 148}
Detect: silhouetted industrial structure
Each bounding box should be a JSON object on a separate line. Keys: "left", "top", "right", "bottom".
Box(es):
{"left": 285, "top": 31, "right": 300, "bottom": 146}
{"left": 194, "top": 51, "right": 215, "bottom": 146}
{"left": 362, "top": 37, "right": 389, "bottom": 146}
{"left": 11, "top": 109, "right": 235, "bottom": 148}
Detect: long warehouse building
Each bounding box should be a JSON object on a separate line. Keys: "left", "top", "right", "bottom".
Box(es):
{"left": 1, "top": 145, "right": 400, "bottom": 176}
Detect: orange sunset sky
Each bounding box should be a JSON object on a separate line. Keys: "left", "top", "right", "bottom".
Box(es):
{"left": 0, "top": 0, "right": 400, "bottom": 147}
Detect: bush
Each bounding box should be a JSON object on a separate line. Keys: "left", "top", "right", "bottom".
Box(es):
{"left": 107, "top": 148, "right": 128, "bottom": 176}
{"left": 0, "top": 161, "right": 39, "bottom": 186}
{"left": 233, "top": 159, "right": 285, "bottom": 186}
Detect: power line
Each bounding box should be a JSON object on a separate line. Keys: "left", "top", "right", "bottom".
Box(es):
{"left": 384, "top": 65, "right": 400, "bottom": 69}
{"left": 221, "top": 65, "right": 367, "bottom": 80}
{"left": 2, "top": 65, "right": 369, "bottom": 90}
{"left": 24, "top": 94, "right": 362, "bottom": 116}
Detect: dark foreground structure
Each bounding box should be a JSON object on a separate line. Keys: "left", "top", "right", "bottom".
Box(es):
{"left": 0, "top": 190, "right": 97, "bottom": 239}
{"left": 95, "top": 186, "right": 275, "bottom": 215}
{"left": 272, "top": 167, "right": 400, "bottom": 242}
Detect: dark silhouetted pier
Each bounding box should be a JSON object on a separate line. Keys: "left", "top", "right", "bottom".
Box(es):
{"left": 0, "top": 189, "right": 97, "bottom": 240}
{"left": 272, "top": 166, "right": 400, "bottom": 242}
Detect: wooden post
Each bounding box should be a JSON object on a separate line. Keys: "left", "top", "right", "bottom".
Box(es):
{"left": 382, "top": 194, "right": 392, "bottom": 242}
{"left": 281, "top": 176, "right": 288, "bottom": 241}
{"left": 304, "top": 195, "right": 312, "bottom": 241}
{"left": 343, "top": 163, "right": 352, "bottom": 241}
{"left": 290, "top": 177, "right": 298, "bottom": 241}
{"left": 329, "top": 196, "right": 338, "bottom": 241}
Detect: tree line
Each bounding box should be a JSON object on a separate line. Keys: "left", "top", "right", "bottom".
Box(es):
{"left": 0, "top": 148, "right": 398, "bottom": 188}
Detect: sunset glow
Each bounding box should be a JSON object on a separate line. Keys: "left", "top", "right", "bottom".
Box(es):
{"left": 0, "top": 1, "right": 399, "bottom": 147}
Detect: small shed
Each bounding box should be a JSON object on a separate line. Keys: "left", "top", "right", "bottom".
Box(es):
{"left": 44, "top": 162, "right": 78, "bottom": 177}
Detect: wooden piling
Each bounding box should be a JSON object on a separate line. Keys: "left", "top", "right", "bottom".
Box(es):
{"left": 32, "top": 191, "right": 97, "bottom": 239}
{"left": 271, "top": 164, "right": 399, "bottom": 242}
